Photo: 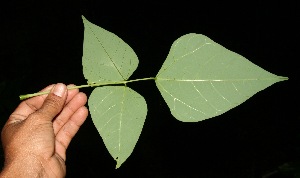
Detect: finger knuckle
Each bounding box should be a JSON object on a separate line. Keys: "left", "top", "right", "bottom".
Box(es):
{"left": 44, "top": 94, "right": 63, "bottom": 110}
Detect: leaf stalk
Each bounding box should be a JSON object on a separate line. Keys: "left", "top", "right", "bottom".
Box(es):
{"left": 19, "top": 77, "right": 155, "bottom": 100}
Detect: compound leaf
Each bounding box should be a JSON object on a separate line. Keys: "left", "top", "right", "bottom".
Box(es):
{"left": 82, "top": 15, "right": 138, "bottom": 84}
{"left": 156, "top": 33, "right": 288, "bottom": 122}
{"left": 88, "top": 86, "right": 147, "bottom": 168}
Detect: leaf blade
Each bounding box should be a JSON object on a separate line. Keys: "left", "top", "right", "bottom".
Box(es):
{"left": 88, "top": 86, "right": 147, "bottom": 168}
{"left": 156, "top": 33, "right": 288, "bottom": 122}
{"left": 82, "top": 16, "right": 138, "bottom": 84}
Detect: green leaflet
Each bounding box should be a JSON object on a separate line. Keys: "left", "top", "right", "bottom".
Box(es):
{"left": 82, "top": 16, "right": 138, "bottom": 84}
{"left": 82, "top": 16, "right": 147, "bottom": 168}
{"left": 156, "top": 33, "right": 288, "bottom": 122}
{"left": 88, "top": 86, "right": 147, "bottom": 169}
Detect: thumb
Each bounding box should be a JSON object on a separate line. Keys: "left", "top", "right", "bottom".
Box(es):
{"left": 36, "top": 83, "right": 68, "bottom": 121}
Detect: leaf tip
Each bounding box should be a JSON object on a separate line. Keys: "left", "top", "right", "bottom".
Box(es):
{"left": 275, "top": 75, "right": 289, "bottom": 83}
{"left": 115, "top": 157, "right": 121, "bottom": 169}
{"left": 81, "top": 15, "right": 89, "bottom": 25}
{"left": 280, "top": 76, "right": 289, "bottom": 81}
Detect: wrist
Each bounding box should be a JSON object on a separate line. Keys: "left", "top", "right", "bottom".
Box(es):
{"left": 0, "top": 155, "right": 45, "bottom": 178}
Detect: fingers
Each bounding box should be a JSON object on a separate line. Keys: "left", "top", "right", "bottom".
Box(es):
{"left": 64, "top": 84, "right": 80, "bottom": 105}
{"left": 53, "top": 92, "right": 87, "bottom": 135}
{"left": 53, "top": 91, "right": 88, "bottom": 161}
{"left": 7, "top": 84, "right": 79, "bottom": 124}
{"left": 55, "top": 106, "right": 88, "bottom": 161}
{"left": 33, "top": 83, "right": 68, "bottom": 122}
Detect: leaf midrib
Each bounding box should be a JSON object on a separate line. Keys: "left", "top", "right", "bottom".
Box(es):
{"left": 85, "top": 20, "right": 125, "bottom": 80}
{"left": 156, "top": 78, "right": 286, "bottom": 82}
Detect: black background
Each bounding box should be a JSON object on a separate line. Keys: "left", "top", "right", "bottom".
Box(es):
{"left": 0, "top": 1, "right": 299, "bottom": 178}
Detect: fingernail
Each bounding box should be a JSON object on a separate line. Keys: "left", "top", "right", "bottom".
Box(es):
{"left": 52, "top": 83, "right": 66, "bottom": 97}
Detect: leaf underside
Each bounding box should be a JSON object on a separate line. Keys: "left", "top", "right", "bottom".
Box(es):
{"left": 156, "top": 33, "right": 287, "bottom": 122}
{"left": 81, "top": 15, "right": 288, "bottom": 169}
{"left": 82, "top": 16, "right": 138, "bottom": 84}
{"left": 88, "top": 86, "right": 147, "bottom": 168}
{"left": 82, "top": 16, "right": 147, "bottom": 169}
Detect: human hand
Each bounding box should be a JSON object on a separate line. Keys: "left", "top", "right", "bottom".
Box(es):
{"left": 0, "top": 83, "right": 88, "bottom": 178}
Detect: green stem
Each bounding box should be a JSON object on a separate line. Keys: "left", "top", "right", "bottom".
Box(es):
{"left": 19, "top": 77, "right": 156, "bottom": 100}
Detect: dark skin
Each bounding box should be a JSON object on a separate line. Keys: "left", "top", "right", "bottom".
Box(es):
{"left": 0, "top": 83, "right": 88, "bottom": 178}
